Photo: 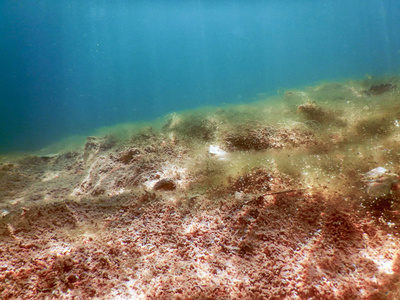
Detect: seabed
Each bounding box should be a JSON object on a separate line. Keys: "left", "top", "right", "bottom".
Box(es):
{"left": 1, "top": 76, "right": 400, "bottom": 299}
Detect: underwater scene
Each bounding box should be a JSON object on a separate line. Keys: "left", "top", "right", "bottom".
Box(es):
{"left": 1, "top": 1, "right": 400, "bottom": 299}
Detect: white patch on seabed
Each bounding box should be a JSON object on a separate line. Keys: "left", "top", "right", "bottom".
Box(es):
{"left": 107, "top": 278, "right": 147, "bottom": 300}
{"left": 360, "top": 237, "right": 397, "bottom": 275}
{"left": 42, "top": 171, "right": 60, "bottom": 182}
{"left": 70, "top": 159, "right": 98, "bottom": 197}
{"left": 183, "top": 219, "right": 207, "bottom": 235}
{"left": 209, "top": 144, "right": 228, "bottom": 160}
{"left": 70, "top": 156, "right": 109, "bottom": 197}
{"left": 349, "top": 86, "right": 363, "bottom": 97}
{"left": 10, "top": 197, "right": 25, "bottom": 205}
{"left": 107, "top": 187, "right": 127, "bottom": 196}
{"left": 373, "top": 257, "right": 394, "bottom": 274}
{"left": 0, "top": 209, "right": 10, "bottom": 217}
{"left": 47, "top": 241, "right": 72, "bottom": 255}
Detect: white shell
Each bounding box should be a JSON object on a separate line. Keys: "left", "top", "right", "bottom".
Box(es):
{"left": 209, "top": 145, "right": 228, "bottom": 160}
{"left": 364, "top": 167, "right": 388, "bottom": 179}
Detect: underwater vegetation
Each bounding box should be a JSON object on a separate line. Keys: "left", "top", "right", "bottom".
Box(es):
{"left": 1, "top": 76, "right": 400, "bottom": 299}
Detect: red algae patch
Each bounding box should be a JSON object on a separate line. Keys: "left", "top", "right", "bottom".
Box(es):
{"left": 1, "top": 191, "right": 399, "bottom": 299}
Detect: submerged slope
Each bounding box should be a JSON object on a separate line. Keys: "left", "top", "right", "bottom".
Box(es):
{"left": 1, "top": 77, "right": 400, "bottom": 299}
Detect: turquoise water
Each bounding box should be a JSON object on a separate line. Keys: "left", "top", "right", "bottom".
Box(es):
{"left": 1, "top": 0, "right": 399, "bottom": 152}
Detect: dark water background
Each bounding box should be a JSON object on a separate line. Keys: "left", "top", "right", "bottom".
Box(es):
{"left": 1, "top": 0, "right": 399, "bottom": 152}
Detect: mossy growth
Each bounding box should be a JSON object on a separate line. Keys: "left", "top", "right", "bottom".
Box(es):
{"left": 188, "top": 156, "right": 230, "bottom": 193}
{"left": 224, "top": 126, "right": 276, "bottom": 151}
{"left": 354, "top": 116, "right": 393, "bottom": 138}
{"left": 130, "top": 126, "right": 161, "bottom": 146}
{"left": 228, "top": 168, "right": 273, "bottom": 194}
{"left": 163, "top": 112, "right": 218, "bottom": 143}
{"left": 297, "top": 101, "right": 347, "bottom": 127}
{"left": 224, "top": 123, "right": 323, "bottom": 152}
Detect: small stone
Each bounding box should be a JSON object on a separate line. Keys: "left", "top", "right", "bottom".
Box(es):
{"left": 66, "top": 274, "right": 79, "bottom": 284}
{"left": 235, "top": 191, "right": 244, "bottom": 200}
{"left": 1, "top": 210, "right": 10, "bottom": 218}
{"left": 91, "top": 187, "right": 105, "bottom": 196}
{"left": 153, "top": 179, "right": 176, "bottom": 191}
{"left": 30, "top": 194, "right": 42, "bottom": 201}
{"left": 119, "top": 149, "right": 141, "bottom": 164}
{"left": 363, "top": 167, "right": 399, "bottom": 198}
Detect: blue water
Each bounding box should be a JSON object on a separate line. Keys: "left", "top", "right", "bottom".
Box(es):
{"left": 1, "top": 0, "right": 400, "bottom": 152}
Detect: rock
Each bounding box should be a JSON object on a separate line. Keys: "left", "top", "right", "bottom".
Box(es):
{"left": 235, "top": 191, "right": 244, "bottom": 200}
{"left": 84, "top": 137, "right": 99, "bottom": 152}
{"left": 30, "top": 194, "right": 42, "bottom": 201}
{"left": 153, "top": 179, "right": 177, "bottom": 191}
{"left": 84, "top": 135, "right": 117, "bottom": 154}
{"left": 1, "top": 210, "right": 10, "bottom": 218}
{"left": 363, "top": 167, "right": 399, "bottom": 198}
{"left": 99, "top": 135, "right": 117, "bottom": 151}
{"left": 91, "top": 187, "right": 105, "bottom": 196}
{"left": 118, "top": 149, "right": 141, "bottom": 164}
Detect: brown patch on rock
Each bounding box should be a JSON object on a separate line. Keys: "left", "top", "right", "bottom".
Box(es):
{"left": 225, "top": 125, "right": 320, "bottom": 151}
{"left": 365, "top": 83, "right": 396, "bottom": 96}
{"left": 354, "top": 116, "right": 393, "bottom": 137}
{"left": 225, "top": 127, "right": 275, "bottom": 151}
{"left": 153, "top": 178, "right": 177, "bottom": 191}
{"left": 118, "top": 148, "right": 141, "bottom": 164}
{"left": 297, "top": 102, "right": 346, "bottom": 126}
{"left": 230, "top": 169, "right": 272, "bottom": 194}
{"left": 84, "top": 135, "right": 117, "bottom": 155}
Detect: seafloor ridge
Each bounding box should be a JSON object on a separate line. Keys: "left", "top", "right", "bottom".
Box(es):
{"left": 1, "top": 76, "right": 400, "bottom": 299}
